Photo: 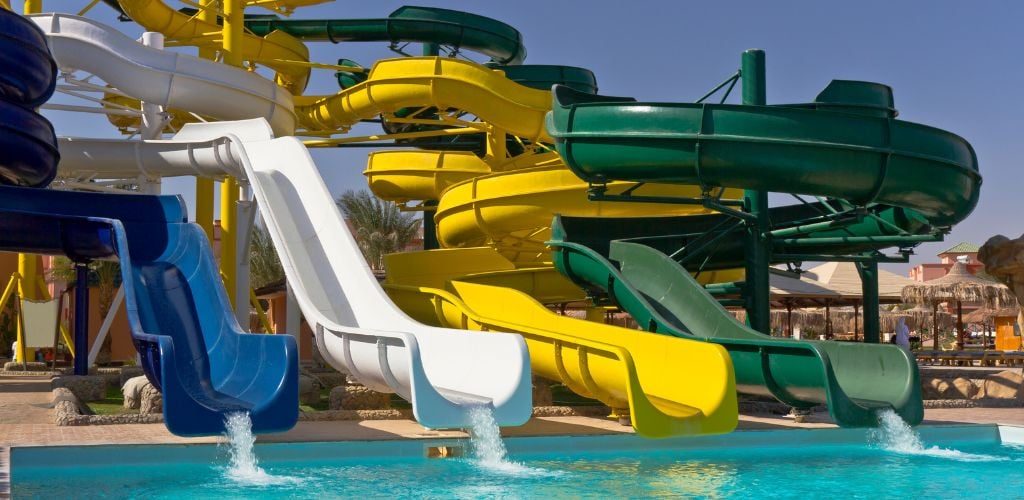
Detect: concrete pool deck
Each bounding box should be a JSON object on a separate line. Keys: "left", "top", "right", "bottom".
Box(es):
{"left": 3, "top": 373, "right": 1024, "bottom": 448}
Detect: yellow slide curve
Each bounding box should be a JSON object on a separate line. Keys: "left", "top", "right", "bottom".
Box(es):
{"left": 294, "top": 57, "right": 553, "bottom": 137}
{"left": 384, "top": 248, "right": 738, "bottom": 438}
{"left": 116, "top": 0, "right": 311, "bottom": 94}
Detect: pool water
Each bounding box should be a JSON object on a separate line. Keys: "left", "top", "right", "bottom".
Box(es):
{"left": 14, "top": 423, "right": 1024, "bottom": 498}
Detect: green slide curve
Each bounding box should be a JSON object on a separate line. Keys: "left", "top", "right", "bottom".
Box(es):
{"left": 546, "top": 83, "right": 980, "bottom": 227}
{"left": 243, "top": 6, "right": 526, "bottom": 65}
{"left": 549, "top": 220, "right": 923, "bottom": 427}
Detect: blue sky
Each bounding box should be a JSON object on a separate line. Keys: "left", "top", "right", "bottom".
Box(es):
{"left": 33, "top": 1, "right": 1024, "bottom": 274}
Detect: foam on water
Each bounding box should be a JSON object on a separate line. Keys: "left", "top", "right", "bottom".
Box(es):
{"left": 466, "top": 405, "right": 562, "bottom": 477}
{"left": 222, "top": 412, "right": 303, "bottom": 486}
{"left": 869, "top": 408, "right": 1005, "bottom": 462}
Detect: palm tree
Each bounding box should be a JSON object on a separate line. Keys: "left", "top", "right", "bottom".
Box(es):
{"left": 48, "top": 257, "right": 121, "bottom": 364}
{"left": 336, "top": 190, "right": 421, "bottom": 271}
{"left": 249, "top": 225, "right": 285, "bottom": 289}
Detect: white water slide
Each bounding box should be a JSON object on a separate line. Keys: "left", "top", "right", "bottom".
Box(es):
{"left": 32, "top": 13, "right": 295, "bottom": 136}
{"left": 35, "top": 13, "right": 532, "bottom": 428}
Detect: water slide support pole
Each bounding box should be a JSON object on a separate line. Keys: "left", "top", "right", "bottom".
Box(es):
{"left": 139, "top": 32, "right": 164, "bottom": 194}
{"left": 741, "top": 49, "right": 770, "bottom": 334}
{"left": 220, "top": 0, "right": 244, "bottom": 310}
{"left": 419, "top": 43, "right": 441, "bottom": 250}
{"left": 195, "top": 0, "right": 217, "bottom": 240}
{"left": 73, "top": 263, "right": 89, "bottom": 376}
{"left": 857, "top": 260, "right": 881, "bottom": 343}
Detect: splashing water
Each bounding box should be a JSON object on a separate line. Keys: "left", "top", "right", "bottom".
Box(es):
{"left": 466, "top": 406, "right": 561, "bottom": 477}
{"left": 869, "top": 409, "right": 1004, "bottom": 462}
{"left": 222, "top": 412, "right": 302, "bottom": 486}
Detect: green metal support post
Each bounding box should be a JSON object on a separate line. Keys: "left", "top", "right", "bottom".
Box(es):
{"left": 857, "top": 260, "right": 881, "bottom": 343}
{"left": 420, "top": 42, "right": 440, "bottom": 250}
{"left": 741, "top": 49, "right": 770, "bottom": 334}
{"left": 422, "top": 201, "right": 439, "bottom": 250}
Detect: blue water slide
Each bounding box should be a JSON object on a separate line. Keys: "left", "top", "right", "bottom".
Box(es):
{"left": 0, "top": 8, "right": 59, "bottom": 187}
{"left": 0, "top": 187, "right": 299, "bottom": 436}
{"left": 0, "top": 8, "right": 296, "bottom": 436}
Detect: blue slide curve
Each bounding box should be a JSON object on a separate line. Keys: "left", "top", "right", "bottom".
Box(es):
{"left": 0, "top": 8, "right": 297, "bottom": 436}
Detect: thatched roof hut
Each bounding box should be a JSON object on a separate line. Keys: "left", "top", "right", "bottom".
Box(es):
{"left": 902, "top": 261, "right": 1014, "bottom": 349}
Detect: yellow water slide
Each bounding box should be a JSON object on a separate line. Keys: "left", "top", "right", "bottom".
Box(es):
{"left": 368, "top": 149, "right": 743, "bottom": 282}
{"left": 384, "top": 248, "right": 738, "bottom": 438}
{"left": 294, "top": 57, "right": 552, "bottom": 137}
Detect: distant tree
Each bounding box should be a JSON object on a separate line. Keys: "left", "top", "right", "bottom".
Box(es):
{"left": 48, "top": 258, "right": 121, "bottom": 364}
{"left": 336, "top": 190, "right": 420, "bottom": 271}
{"left": 249, "top": 225, "right": 285, "bottom": 290}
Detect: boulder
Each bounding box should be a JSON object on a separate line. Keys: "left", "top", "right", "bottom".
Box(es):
{"left": 140, "top": 383, "right": 163, "bottom": 414}
{"left": 122, "top": 375, "right": 149, "bottom": 410}
{"left": 329, "top": 385, "right": 391, "bottom": 410}
{"left": 299, "top": 374, "right": 323, "bottom": 405}
{"left": 922, "top": 378, "right": 951, "bottom": 399}
{"left": 313, "top": 371, "right": 346, "bottom": 389}
{"left": 52, "top": 375, "right": 107, "bottom": 402}
{"left": 983, "top": 370, "right": 1024, "bottom": 399}
{"left": 119, "top": 367, "right": 146, "bottom": 388}
{"left": 951, "top": 377, "right": 980, "bottom": 399}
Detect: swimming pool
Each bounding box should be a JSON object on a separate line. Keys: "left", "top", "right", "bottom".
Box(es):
{"left": 13, "top": 424, "right": 1024, "bottom": 498}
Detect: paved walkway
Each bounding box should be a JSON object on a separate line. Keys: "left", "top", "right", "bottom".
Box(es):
{"left": 2, "top": 374, "right": 1023, "bottom": 450}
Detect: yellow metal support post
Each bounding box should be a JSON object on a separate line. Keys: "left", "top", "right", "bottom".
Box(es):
{"left": 220, "top": 178, "right": 239, "bottom": 307}
{"left": 219, "top": 0, "right": 244, "bottom": 307}
{"left": 16, "top": 256, "right": 39, "bottom": 362}
{"left": 194, "top": 0, "right": 217, "bottom": 240}
{"left": 21, "top": 0, "right": 43, "bottom": 366}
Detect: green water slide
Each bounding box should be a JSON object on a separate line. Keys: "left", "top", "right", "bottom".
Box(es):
{"left": 549, "top": 223, "right": 923, "bottom": 427}
{"left": 546, "top": 83, "right": 980, "bottom": 227}
{"left": 544, "top": 77, "right": 981, "bottom": 426}
{"left": 243, "top": 6, "right": 526, "bottom": 65}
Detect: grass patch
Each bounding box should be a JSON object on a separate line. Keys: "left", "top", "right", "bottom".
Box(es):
{"left": 88, "top": 384, "right": 135, "bottom": 416}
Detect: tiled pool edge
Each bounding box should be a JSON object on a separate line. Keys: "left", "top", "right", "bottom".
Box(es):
{"left": 11, "top": 424, "right": 1010, "bottom": 471}
{"left": 997, "top": 424, "right": 1024, "bottom": 444}
{"left": 1, "top": 446, "right": 9, "bottom": 498}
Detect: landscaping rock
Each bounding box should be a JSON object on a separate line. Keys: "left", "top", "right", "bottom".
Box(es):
{"left": 92, "top": 367, "right": 122, "bottom": 387}
{"left": 329, "top": 385, "right": 391, "bottom": 410}
{"left": 122, "top": 375, "right": 149, "bottom": 410}
{"left": 299, "top": 374, "right": 323, "bottom": 405}
{"left": 119, "top": 367, "right": 146, "bottom": 387}
{"left": 922, "top": 378, "right": 952, "bottom": 399}
{"left": 140, "top": 383, "right": 163, "bottom": 414}
{"left": 52, "top": 375, "right": 107, "bottom": 402}
{"left": 951, "top": 377, "right": 980, "bottom": 399}
{"left": 983, "top": 370, "right": 1024, "bottom": 399}
{"left": 3, "top": 361, "right": 48, "bottom": 371}
{"left": 312, "top": 371, "right": 346, "bottom": 389}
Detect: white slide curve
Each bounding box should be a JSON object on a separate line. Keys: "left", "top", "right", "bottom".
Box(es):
{"left": 30, "top": 13, "right": 296, "bottom": 137}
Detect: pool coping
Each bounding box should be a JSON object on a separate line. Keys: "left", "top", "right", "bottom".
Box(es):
{"left": 9, "top": 423, "right": 1024, "bottom": 474}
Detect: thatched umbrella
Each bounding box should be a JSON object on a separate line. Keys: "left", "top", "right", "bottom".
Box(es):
{"left": 902, "top": 261, "right": 1014, "bottom": 350}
